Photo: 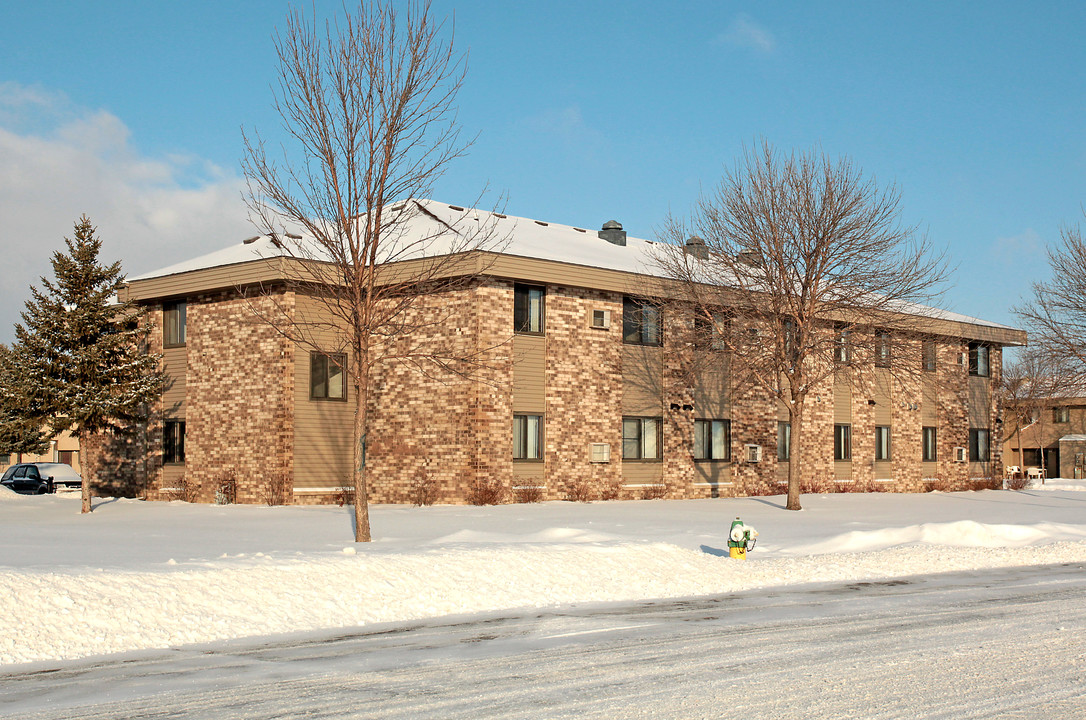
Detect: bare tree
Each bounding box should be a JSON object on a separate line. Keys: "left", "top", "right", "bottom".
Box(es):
{"left": 1018, "top": 212, "right": 1086, "bottom": 382}
{"left": 999, "top": 345, "right": 1055, "bottom": 471}
{"left": 242, "top": 1, "right": 498, "bottom": 541}
{"left": 655, "top": 141, "right": 950, "bottom": 511}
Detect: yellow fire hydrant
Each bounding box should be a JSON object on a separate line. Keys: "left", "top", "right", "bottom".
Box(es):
{"left": 728, "top": 517, "right": 758, "bottom": 559}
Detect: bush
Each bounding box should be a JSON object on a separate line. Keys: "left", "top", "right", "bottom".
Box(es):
{"left": 333, "top": 485, "right": 355, "bottom": 507}
{"left": 599, "top": 479, "right": 623, "bottom": 501}
{"left": 1005, "top": 474, "right": 1033, "bottom": 491}
{"left": 215, "top": 469, "right": 238, "bottom": 505}
{"left": 410, "top": 472, "right": 440, "bottom": 506}
{"left": 467, "top": 478, "right": 506, "bottom": 505}
{"left": 562, "top": 479, "right": 595, "bottom": 502}
{"left": 261, "top": 470, "right": 292, "bottom": 506}
{"left": 513, "top": 485, "right": 544, "bottom": 503}
{"left": 639, "top": 483, "right": 667, "bottom": 500}
{"left": 166, "top": 474, "right": 202, "bottom": 503}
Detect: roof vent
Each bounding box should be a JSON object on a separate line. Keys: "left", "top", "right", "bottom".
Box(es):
{"left": 243, "top": 236, "right": 260, "bottom": 245}
{"left": 684, "top": 236, "right": 708, "bottom": 259}
{"left": 737, "top": 250, "right": 762, "bottom": 267}
{"left": 598, "top": 220, "right": 626, "bottom": 246}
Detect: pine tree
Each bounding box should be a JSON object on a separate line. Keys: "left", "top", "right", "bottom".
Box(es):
{"left": 15, "top": 216, "right": 163, "bottom": 513}
{"left": 0, "top": 344, "right": 50, "bottom": 458}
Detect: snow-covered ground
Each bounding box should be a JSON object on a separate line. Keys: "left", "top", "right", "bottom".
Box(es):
{"left": 2, "top": 482, "right": 1085, "bottom": 666}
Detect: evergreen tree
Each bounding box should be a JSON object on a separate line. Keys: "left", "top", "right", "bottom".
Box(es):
{"left": 0, "top": 344, "right": 50, "bottom": 458}
{"left": 15, "top": 216, "right": 163, "bottom": 513}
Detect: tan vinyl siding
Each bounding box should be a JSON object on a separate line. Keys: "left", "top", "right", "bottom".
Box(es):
{"left": 123, "top": 258, "right": 287, "bottom": 302}
{"left": 512, "top": 463, "right": 545, "bottom": 482}
{"left": 292, "top": 295, "right": 353, "bottom": 490}
{"left": 161, "top": 345, "right": 187, "bottom": 417}
{"left": 622, "top": 345, "right": 663, "bottom": 415}
{"left": 512, "top": 335, "right": 545, "bottom": 412}
{"left": 874, "top": 368, "right": 892, "bottom": 425}
{"left": 161, "top": 464, "right": 186, "bottom": 487}
{"left": 835, "top": 461, "right": 852, "bottom": 480}
{"left": 622, "top": 461, "right": 663, "bottom": 484}
{"left": 833, "top": 379, "right": 851, "bottom": 423}
{"left": 922, "top": 378, "right": 938, "bottom": 425}
{"left": 967, "top": 376, "right": 991, "bottom": 427}
{"left": 694, "top": 462, "right": 731, "bottom": 485}
{"left": 692, "top": 370, "right": 729, "bottom": 419}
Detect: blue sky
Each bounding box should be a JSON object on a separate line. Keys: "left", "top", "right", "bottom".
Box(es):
{"left": 0, "top": 1, "right": 1083, "bottom": 344}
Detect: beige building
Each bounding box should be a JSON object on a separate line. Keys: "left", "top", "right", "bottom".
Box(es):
{"left": 1003, "top": 394, "right": 1086, "bottom": 480}
{"left": 109, "top": 201, "right": 1026, "bottom": 504}
{"left": 0, "top": 430, "right": 81, "bottom": 473}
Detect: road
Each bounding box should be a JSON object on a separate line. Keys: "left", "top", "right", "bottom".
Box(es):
{"left": 2, "top": 563, "right": 1084, "bottom": 719}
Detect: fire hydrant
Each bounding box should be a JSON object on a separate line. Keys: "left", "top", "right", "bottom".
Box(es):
{"left": 728, "top": 517, "right": 758, "bottom": 560}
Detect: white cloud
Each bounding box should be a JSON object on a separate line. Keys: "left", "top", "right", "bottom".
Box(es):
{"left": 719, "top": 14, "right": 777, "bottom": 54}
{"left": 0, "top": 83, "right": 251, "bottom": 343}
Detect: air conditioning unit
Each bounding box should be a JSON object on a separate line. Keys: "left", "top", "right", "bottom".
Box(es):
{"left": 589, "top": 442, "right": 611, "bottom": 463}
{"left": 590, "top": 309, "right": 611, "bottom": 329}
{"left": 954, "top": 447, "right": 968, "bottom": 463}
{"left": 746, "top": 444, "right": 762, "bottom": 463}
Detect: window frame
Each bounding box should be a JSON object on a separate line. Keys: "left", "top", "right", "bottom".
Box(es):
{"left": 874, "top": 425, "right": 891, "bottom": 462}
{"left": 968, "top": 342, "right": 990, "bottom": 377}
{"left": 693, "top": 419, "right": 731, "bottom": 461}
{"left": 163, "top": 300, "right": 187, "bottom": 348}
{"left": 513, "top": 284, "right": 546, "bottom": 335}
{"left": 163, "top": 419, "right": 186, "bottom": 464}
{"left": 834, "top": 423, "right": 852, "bottom": 461}
{"left": 922, "top": 426, "right": 937, "bottom": 462}
{"left": 310, "top": 352, "right": 348, "bottom": 401}
{"left": 622, "top": 416, "right": 662, "bottom": 461}
{"left": 834, "top": 324, "right": 851, "bottom": 365}
{"left": 513, "top": 413, "right": 544, "bottom": 461}
{"left": 777, "top": 421, "right": 791, "bottom": 461}
{"left": 922, "top": 340, "right": 937, "bottom": 372}
{"left": 622, "top": 297, "right": 662, "bottom": 346}
{"left": 1053, "top": 406, "right": 1070, "bottom": 424}
{"left": 875, "top": 331, "right": 891, "bottom": 368}
{"left": 968, "top": 428, "right": 991, "bottom": 462}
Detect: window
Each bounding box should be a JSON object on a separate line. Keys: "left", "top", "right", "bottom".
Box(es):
{"left": 163, "top": 301, "right": 187, "bottom": 347}
{"left": 623, "top": 297, "right": 661, "bottom": 346}
{"left": 694, "top": 313, "right": 728, "bottom": 350}
{"left": 875, "top": 331, "right": 891, "bottom": 368}
{"left": 777, "top": 421, "right": 791, "bottom": 461}
{"left": 782, "top": 318, "right": 798, "bottom": 362}
{"left": 834, "top": 424, "right": 852, "bottom": 461}
{"left": 513, "top": 414, "right": 543, "bottom": 460}
{"left": 59, "top": 450, "right": 76, "bottom": 466}
{"left": 875, "top": 426, "right": 891, "bottom": 462}
{"left": 922, "top": 426, "right": 937, "bottom": 462}
{"left": 164, "top": 420, "right": 186, "bottom": 464}
{"left": 1053, "top": 406, "right": 1070, "bottom": 423}
{"left": 694, "top": 419, "right": 731, "bottom": 461}
{"left": 834, "top": 324, "right": 851, "bottom": 364}
{"left": 310, "top": 352, "right": 347, "bottom": 400}
{"left": 969, "top": 428, "right": 990, "bottom": 462}
{"left": 622, "top": 416, "right": 661, "bottom": 460}
{"left": 514, "top": 284, "right": 545, "bottom": 334}
{"left": 0, "top": 454, "right": 9, "bottom": 466}
{"left": 968, "top": 343, "right": 989, "bottom": 377}
{"left": 922, "top": 340, "right": 936, "bottom": 372}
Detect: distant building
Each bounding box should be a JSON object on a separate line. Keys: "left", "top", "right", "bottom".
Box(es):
{"left": 109, "top": 201, "right": 1026, "bottom": 503}
{"left": 1003, "top": 391, "right": 1086, "bottom": 480}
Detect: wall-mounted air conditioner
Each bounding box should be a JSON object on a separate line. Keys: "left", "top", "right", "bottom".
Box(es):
{"left": 589, "top": 443, "right": 611, "bottom": 463}
{"left": 590, "top": 309, "right": 611, "bottom": 330}
{"left": 746, "top": 444, "right": 762, "bottom": 463}
{"left": 954, "top": 447, "right": 967, "bottom": 463}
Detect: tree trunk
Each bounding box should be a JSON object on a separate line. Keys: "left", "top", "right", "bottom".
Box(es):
{"left": 352, "top": 344, "right": 372, "bottom": 543}
{"left": 786, "top": 403, "right": 803, "bottom": 511}
{"left": 78, "top": 433, "right": 93, "bottom": 514}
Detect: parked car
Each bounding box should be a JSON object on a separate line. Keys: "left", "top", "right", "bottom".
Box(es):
{"left": 0, "top": 463, "right": 82, "bottom": 494}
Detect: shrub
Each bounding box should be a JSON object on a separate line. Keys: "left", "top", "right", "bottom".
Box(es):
{"left": 166, "top": 474, "right": 202, "bottom": 503}
{"left": 513, "top": 485, "right": 544, "bottom": 503}
{"left": 562, "top": 479, "right": 595, "bottom": 502}
{"left": 410, "top": 472, "right": 440, "bottom": 506}
{"left": 1005, "top": 474, "right": 1033, "bottom": 491}
{"left": 639, "top": 483, "right": 667, "bottom": 500}
{"left": 333, "top": 485, "right": 355, "bottom": 507}
{"left": 599, "top": 479, "right": 623, "bottom": 501}
{"left": 215, "top": 469, "right": 238, "bottom": 505}
{"left": 262, "top": 470, "right": 292, "bottom": 506}
{"left": 467, "top": 478, "right": 506, "bottom": 505}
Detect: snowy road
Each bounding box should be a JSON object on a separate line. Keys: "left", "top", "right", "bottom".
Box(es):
{"left": 4, "top": 562, "right": 1084, "bottom": 719}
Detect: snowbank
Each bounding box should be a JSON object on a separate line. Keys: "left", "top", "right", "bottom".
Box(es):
{"left": 2, "top": 485, "right": 1086, "bottom": 665}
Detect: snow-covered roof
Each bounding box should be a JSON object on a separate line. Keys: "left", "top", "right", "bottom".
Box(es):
{"left": 1058, "top": 435, "right": 1086, "bottom": 443}
{"left": 128, "top": 199, "right": 1017, "bottom": 333}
